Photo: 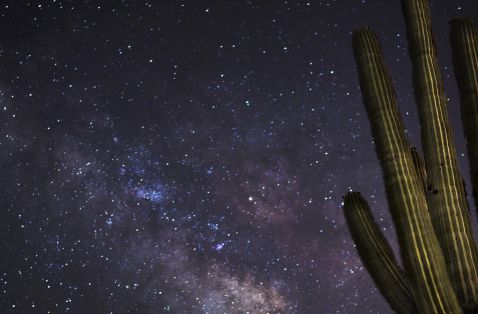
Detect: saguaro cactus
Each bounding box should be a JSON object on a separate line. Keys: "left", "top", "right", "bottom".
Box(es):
{"left": 343, "top": 0, "right": 478, "bottom": 313}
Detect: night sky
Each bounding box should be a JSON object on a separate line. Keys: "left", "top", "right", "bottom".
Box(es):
{"left": 1, "top": 0, "right": 478, "bottom": 313}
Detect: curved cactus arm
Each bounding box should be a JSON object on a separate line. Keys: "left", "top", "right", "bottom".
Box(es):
{"left": 343, "top": 192, "right": 418, "bottom": 314}
{"left": 402, "top": 0, "right": 478, "bottom": 310}
{"left": 410, "top": 147, "right": 427, "bottom": 194}
{"left": 450, "top": 18, "right": 478, "bottom": 215}
{"left": 353, "top": 27, "right": 462, "bottom": 313}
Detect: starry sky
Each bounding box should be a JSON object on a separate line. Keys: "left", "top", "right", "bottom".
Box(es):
{"left": 1, "top": 1, "right": 478, "bottom": 313}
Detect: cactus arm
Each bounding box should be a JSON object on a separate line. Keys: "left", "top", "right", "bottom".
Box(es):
{"left": 353, "top": 27, "right": 462, "bottom": 313}
{"left": 401, "top": 1, "right": 478, "bottom": 309}
{"left": 343, "top": 192, "right": 418, "bottom": 314}
{"left": 450, "top": 19, "right": 478, "bottom": 216}
{"left": 410, "top": 147, "right": 427, "bottom": 194}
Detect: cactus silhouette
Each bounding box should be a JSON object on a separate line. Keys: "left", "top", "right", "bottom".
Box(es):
{"left": 344, "top": 0, "right": 478, "bottom": 313}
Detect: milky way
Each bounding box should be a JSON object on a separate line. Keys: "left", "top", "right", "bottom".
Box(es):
{"left": 1, "top": 1, "right": 477, "bottom": 313}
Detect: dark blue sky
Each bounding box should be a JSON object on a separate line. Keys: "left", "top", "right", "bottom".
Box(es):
{"left": 1, "top": 1, "right": 477, "bottom": 313}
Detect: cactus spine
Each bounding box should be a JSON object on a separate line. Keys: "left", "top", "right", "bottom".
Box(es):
{"left": 344, "top": 0, "right": 478, "bottom": 313}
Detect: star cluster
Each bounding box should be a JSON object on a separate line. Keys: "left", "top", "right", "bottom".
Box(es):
{"left": 1, "top": 1, "right": 477, "bottom": 313}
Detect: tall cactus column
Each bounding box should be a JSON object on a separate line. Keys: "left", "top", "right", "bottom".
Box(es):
{"left": 352, "top": 28, "right": 462, "bottom": 313}
{"left": 450, "top": 19, "right": 478, "bottom": 216}
{"left": 401, "top": 0, "right": 478, "bottom": 310}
